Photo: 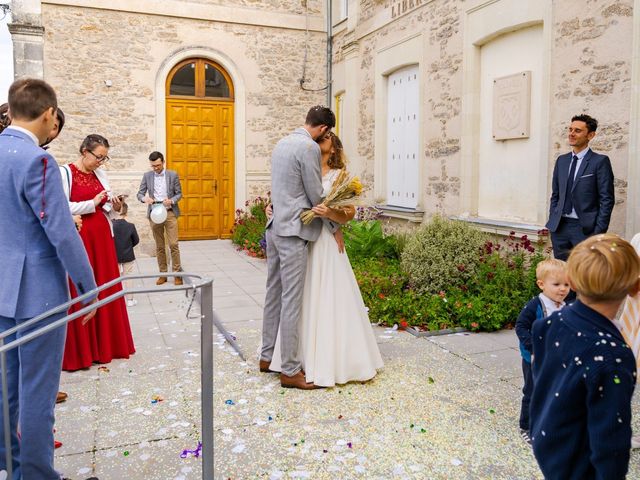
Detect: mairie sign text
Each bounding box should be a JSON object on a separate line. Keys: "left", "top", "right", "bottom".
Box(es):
{"left": 390, "top": 0, "right": 424, "bottom": 19}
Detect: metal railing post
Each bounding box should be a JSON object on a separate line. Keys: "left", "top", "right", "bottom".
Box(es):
{"left": 0, "top": 273, "right": 235, "bottom": 479}
{"left": 1, "top": 340, "right": 13, "bottom": 479}
{"left": 201, "top": 281, "right": 214, "bottom": 479}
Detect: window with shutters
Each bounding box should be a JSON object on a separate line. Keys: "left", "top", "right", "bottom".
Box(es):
{"left": 386, "top": 65, "right": 419, "bottom": 209}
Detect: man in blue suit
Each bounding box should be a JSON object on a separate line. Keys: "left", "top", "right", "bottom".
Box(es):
{"left": 546, "top": 114, "right": 615, "bottom": 260}
{"left": 0, "top": 78, "right": 97, "bottom": 479}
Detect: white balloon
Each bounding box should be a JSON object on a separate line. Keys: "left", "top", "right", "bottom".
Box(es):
{"left": 150, "top": 204, "right": 167, "bottom": 224}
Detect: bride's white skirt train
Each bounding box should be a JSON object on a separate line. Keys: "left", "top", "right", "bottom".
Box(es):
{"left": 269, "top": 226, "right": 384, "bottom": 387}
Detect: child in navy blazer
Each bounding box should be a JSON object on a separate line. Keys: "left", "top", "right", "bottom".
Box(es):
{"left": 530, "top": 234, "right": 640, "bottom": 480}
{"left": 112, "top": 201, "right": 139, "bottom": 307}
{"left": 515, "top": 259, "right": 569, "bottom": 443}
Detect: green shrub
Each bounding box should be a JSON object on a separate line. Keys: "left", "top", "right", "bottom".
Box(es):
{"left": 358, "top": 223, "right": 548, "bottom": 331}
{"left": 231, "top": 196, "right": 270, "bottom": 258}
{"left": 400, "top": 216, "right": 488, "bottom": 295}
{"left": 343, "top": 220, "right": 398, "bottom": 260}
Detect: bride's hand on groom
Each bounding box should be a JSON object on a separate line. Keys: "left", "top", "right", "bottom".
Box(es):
{"left": 333, "top": 229, "right": 345, "bottom": 254}
{"left": 311, "top": 204, "right": 330, "bottom": 218}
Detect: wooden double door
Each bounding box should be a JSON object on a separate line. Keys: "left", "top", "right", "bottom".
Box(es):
{"left": 165, "top": 59, "right": 234, "bottom": 239}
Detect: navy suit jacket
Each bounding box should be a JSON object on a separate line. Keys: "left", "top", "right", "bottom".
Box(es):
{"left": 546, "top": 149, "right": 615, "bottom": 235}
{"left": 530, "top": 301, "right": 635, "bottom": 480}
{"left": 113, "top": 219, "right": 139, "bottom": 263}
{"left": 0, "top": 128, "right": 96, "bottom": 319}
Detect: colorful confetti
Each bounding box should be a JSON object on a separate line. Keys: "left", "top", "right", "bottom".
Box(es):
{"left": 180, "top": 442, "right": 202, "bottom": 459}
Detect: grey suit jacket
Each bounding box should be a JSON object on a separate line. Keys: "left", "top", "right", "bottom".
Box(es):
{"left": 267, "top": 128, "right": 334, "bottom": 242}
{"left": 136, "top": 169, "right": 183, "bottom": 218}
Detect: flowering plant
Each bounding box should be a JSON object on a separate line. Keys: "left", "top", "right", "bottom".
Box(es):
{"left": 230, "top": 194, "right": 270, "bottom": 258}
{"left": 300, "top": 169, "right": 363, "bottom": 225}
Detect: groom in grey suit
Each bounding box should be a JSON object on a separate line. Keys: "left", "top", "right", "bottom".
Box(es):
{"left": 260, "top": 106, "right": 337, "bottom": 389}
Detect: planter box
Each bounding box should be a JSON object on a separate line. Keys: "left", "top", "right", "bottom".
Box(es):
{"left": 405, "top": 326, "right": 468, "bottom": 338}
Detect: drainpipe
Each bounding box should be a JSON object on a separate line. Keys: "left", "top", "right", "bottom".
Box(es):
{"left": 326, "top": 0, "right": 332, "bottom": 106}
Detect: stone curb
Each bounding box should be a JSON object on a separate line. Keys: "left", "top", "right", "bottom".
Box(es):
{"left": 405, "top": 326, "right": 468, "bottom": 337}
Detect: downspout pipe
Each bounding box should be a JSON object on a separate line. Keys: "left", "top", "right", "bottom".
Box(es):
{"left": 326, "top": 0, "right": 332, "bottom": 107}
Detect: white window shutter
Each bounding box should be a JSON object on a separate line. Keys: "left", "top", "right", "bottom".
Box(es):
{"left": 387, "top": 65, "right": 419, "bottom": 208}
{"left": 403, "top": 67, "right": 419, "bottom": 208}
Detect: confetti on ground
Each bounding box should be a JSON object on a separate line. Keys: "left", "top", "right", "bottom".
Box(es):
{"left": 53, "top": 241, "right": 640, "bottom": 479}
{"left": 180, "top": 442, "right": 202, "bottom": 459}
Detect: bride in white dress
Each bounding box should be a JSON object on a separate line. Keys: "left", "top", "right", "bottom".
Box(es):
{"left": 269, "top": 132, "right": 384, "bottom": 387}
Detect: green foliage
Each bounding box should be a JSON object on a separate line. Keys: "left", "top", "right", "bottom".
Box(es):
{"left": 355, "top": 223, "right": 548, "bottom": 333}
{"left": 229, "top": 197, "right": 548, "bottom": 333}
{"left": 454, "top": 233, "right": 545, "bottom": 331}
{"left": 352, "top": 257, "right": 406, "bottom": 303}
{"left": 343, "top": 220, "right": 398, "bottom": 260}
{"left": 231, "top": 195, "right": 270, "bottom": 258}
{"left": 400, "top": 216, "right": 488, "bottom": 295}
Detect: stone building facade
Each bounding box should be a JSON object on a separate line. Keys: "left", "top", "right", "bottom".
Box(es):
{"left": 331, "top": 0, "right": 640, "bottom": 239}
{"left": 8, "top": 0, "right": 640, "bottom": 249}
{"left": 9, "top": 0, "right": 327, "bottom": 253}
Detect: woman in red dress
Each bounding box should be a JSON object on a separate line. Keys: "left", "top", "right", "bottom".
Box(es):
{"left": 60, "top": 134, "right": 135, "bottom": 371}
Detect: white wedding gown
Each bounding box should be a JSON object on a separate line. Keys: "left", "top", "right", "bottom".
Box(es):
{"left": 269, "top": 169, "right": 384, "bottom": 387}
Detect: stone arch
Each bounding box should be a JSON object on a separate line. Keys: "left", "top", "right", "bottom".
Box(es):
{"left": 154, "top": 46, "right": 246, "bottom": 209}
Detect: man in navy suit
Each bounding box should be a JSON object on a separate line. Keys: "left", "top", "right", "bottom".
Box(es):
{"left": 546, "top": 114, "right": 615, "bottom": 260}
{"left": 0, "top": 78, "right": 97, "bottom": 479}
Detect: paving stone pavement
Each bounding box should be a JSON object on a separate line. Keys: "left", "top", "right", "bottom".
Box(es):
{"left": 54, "top": 240, "right": 640, "bottom": 479}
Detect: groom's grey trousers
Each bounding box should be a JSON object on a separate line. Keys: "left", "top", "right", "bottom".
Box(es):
{"left": 261, "top": 228, "right": 308, "bottom": 376}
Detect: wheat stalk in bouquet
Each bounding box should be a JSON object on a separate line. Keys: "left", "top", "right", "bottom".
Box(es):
{"left": 300, "top": 169, "right": 363, "bottom": 225}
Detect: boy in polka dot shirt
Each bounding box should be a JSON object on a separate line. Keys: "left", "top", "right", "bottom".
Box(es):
{"left": 530, "top": 234, "right": 640, "bottom": 479}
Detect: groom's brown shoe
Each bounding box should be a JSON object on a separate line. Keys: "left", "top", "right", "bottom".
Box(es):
{"left": 259, "top": 360, "right": 276, "bottom": 373}
{"left": 280, "top": 371, "right": 317, "bottom": 390}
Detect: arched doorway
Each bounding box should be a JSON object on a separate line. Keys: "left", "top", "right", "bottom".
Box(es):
{"left": 166, "top": 58, "right": 235, "bottom": 240}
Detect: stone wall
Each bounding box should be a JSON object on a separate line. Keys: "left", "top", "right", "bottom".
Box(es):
{"left": 190, "top": 0, "right": 323, "bottom": 15}
{"left": 41, "top": 3, "right": 325, "bottom": 253}
{"left": 549, "top": 0, "right": 633, "bottom": 235}
{"left": 335, "top": 0, "right": 463, "bottom": 214}
{"left": 335, "top": 0, "right": 635, "bottom": 235}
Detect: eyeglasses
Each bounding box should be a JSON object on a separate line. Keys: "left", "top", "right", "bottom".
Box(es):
{"left": 87, "top": 150, "right": 110, "bottom": 163}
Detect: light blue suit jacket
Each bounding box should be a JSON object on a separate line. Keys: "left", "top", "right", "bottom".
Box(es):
{"left": 0, "top": 128, "right": 96, "bottom": 319}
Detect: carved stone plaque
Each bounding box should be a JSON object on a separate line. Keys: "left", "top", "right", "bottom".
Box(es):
{"left": 492, "top": 71, "right": 531, "bottom": 140}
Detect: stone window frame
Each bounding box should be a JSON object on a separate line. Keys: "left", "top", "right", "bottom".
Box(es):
{"left": 373, "top": 32, "right": 424, "bottom": 220}
{"left": 460, "top": 0, "right": 553, "bottom": 229}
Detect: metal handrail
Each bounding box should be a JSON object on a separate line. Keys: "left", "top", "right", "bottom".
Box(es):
{"left": 0, "top": 272, "right": 215, "bottom": 480}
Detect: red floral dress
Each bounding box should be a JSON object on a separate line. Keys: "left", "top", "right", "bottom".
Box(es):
{"left": 62, "top": 164, "right": 135, "bottom": 371}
